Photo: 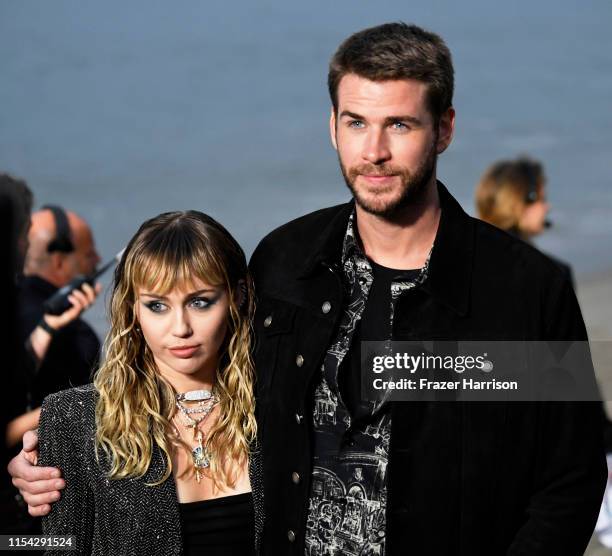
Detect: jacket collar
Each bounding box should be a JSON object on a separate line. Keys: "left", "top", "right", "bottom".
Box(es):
{"left": 298, "top": 200, "right": 356, "bottom": 276}
{"left": 422, "top": 182, "right": 473, "bottom": 316}
{"left": 298, "top": 181, "right": 474, "bottom": 316}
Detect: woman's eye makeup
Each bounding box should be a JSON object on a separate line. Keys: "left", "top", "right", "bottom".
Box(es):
{"left": 141, "top": 293, "right": 219, "bottom": 313}
{"left": 189, "top": 296, "right": 215, "bottom": 310}
{"left": 144, "top": 300, "right": 168, "bottom": 313}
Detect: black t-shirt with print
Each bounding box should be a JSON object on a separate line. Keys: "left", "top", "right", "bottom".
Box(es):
{"left": 338, "top": 261, "right": 419, "bottom": 420}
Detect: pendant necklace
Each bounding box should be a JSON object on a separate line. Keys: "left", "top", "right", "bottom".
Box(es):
{"left": 175, "top": 388, "right": 219, "bottom": 482}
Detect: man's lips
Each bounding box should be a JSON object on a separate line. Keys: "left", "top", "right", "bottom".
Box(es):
{"left": 168, "top": 345, "right": 201, "bottom": 358}
{"left": 360, "top": 174, "right": 397, "bottom": 184}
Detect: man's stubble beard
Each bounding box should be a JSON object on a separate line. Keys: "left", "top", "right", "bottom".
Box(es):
{"left": 338, "top": 135, "right": 438, "bottom": 218}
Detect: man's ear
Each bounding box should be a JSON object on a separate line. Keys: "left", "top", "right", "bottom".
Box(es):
{"left": 48, "top": 252, "right": 69, "bottom": 281}
{"left": 49, "top": 251, "right": 63, "bottom": 271}
{"left": 436, "top": 107, "right": 455, "bottom": 154}
{"left": 329, "top": 107, "right": 338, "bottom": 151}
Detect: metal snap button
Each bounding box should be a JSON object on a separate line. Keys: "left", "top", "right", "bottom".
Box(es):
{"left": 321, "top": 301, "right": 331, "bottom": 314}
{"left": 263, "top": 315, "right": 272, "bottom": 328}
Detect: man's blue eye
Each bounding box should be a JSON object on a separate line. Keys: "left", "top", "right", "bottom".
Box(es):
{"left": 145, "top": 301, "right": 167, "bottom": 313}
{"left": 391, "top": 121, "right": 409, "bottom": 130}
{"left": 190, "top": 297, "right": 212, "bottom": 310}
{"left": 348, "top": 120, "right": 365, "bottom": 129}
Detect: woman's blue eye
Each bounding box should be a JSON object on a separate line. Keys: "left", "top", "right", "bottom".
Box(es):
{"left": 190, "top": 297, "right": 213, "bottom": 310}
{"left": 145, "top": 301, "right": 167, "bottom": 313}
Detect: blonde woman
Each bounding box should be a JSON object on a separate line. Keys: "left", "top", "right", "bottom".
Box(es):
{"left": 475, "top": 156, "right": 573, "bottom": 283}
{"left": 37, "top": 211, "right": 261, "bottom": 555}
{"left": 475, "top": 156, "right": 550, "bottom": 240}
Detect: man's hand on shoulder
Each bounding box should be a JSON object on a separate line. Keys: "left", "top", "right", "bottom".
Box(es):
{"left": 7, "top": 429, "right": 64, "bottom": 516}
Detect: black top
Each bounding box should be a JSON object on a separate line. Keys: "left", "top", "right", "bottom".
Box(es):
{"left": 179, "top": 492, "right": 255, "bottom": 556}
{"left": 17, "top": 275, "right": 100, "bottom": 408}
{"left": 339, "top": 260, "right": 420, "bottom": 418}
{"left": 305, "top": 208, "right": 428, "bottom": 556}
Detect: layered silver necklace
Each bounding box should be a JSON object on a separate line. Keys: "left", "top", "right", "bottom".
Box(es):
{"left": 175, "top": 388, "right": 219, "bottom": 482}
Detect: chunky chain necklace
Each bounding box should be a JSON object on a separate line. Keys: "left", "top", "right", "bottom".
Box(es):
{"left": 174, "top": 388, "right": 219, "bottom": 483}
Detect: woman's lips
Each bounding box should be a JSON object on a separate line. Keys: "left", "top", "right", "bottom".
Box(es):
{"left": 168, "top": 345, "right": 200, "bottom": 358}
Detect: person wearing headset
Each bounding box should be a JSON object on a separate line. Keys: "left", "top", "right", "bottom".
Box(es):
{"left": 1, "top": 175, "right": 99, "bottom": 537}
{"left": 8, "top": 205, "right": 102, "bottom": 447}
{"left": 474, "top": 156, "right": 573, "bottom": 284}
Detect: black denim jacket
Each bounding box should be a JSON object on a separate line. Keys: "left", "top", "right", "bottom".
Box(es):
{"left": 249, "top": 182, "right": 606, "bottom": 556}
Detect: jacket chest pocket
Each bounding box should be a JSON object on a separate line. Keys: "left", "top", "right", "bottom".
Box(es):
{"left": 254, "top": 298, "right": 298, "bottom": 417}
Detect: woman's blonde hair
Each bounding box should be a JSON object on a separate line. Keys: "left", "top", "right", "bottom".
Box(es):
{"left": 93, "top": 211, "right": 256, "bottom": 488}
{"left": 475, "top": 156, "right": 545, "bottom": 233}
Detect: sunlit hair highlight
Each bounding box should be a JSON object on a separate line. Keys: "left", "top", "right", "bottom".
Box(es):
{"left": 93, "top": 211, "right": 256, "bottom": 488}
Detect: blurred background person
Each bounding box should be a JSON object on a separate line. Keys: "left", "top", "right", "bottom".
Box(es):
{"left": 0, "top": 173, "right": 99, "bottom": 537}
{"left": 0, "top": 174, "right": 33, "bottom": 503}
{"left": 475, "top": 157, "right": 612, "bottom": 554}
{"left": 17, "top": 206, "right": 102, "bottom": 412}
{"left": 475, "top": 155, "right": 573, "bottom": 284}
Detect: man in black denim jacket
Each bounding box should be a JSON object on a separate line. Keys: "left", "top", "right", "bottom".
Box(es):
{"left": 248, "top": 23, "right": 606, "bottom": 556}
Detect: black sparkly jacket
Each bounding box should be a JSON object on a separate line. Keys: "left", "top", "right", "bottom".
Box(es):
{"left": 38, "top": 384, "right": 264, "bottom": 555}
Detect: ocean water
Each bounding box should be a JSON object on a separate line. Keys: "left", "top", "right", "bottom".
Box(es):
{"left": 1, "top": 0, "right": 611, "bottom": 334}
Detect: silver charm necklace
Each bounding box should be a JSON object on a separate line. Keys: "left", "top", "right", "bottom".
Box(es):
{"left": 174, "top": 389, "right": 219, "bottom": 482}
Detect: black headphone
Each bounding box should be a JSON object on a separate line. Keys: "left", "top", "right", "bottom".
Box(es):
{"left": 42, "top": 204, "right": 75, "bottom": 253}
{"left": 525, "top": 176, "right": 539, "bottom": 204}
{"left": 516, "top": 158, "right": 541, "bottom": 204}
{"left": 514, "top": 159, "right": 553, "bottom": 228}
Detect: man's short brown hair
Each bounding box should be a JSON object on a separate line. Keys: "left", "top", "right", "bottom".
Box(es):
{"left": 328, "top": 22, "right": 454, "bottom": 122}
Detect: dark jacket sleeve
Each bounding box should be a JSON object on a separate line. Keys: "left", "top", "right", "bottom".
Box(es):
{"left": 38, "top": 390, "right": 95, "bottom": 555}
{"left": 508, "top": 276, "right": 607, "bottom": 555}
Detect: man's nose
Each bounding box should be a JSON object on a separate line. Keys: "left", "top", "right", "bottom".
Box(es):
{"left": 362, "top": 128, "right": 391, "bottom": 164}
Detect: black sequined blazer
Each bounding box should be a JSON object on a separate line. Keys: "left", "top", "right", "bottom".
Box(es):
{"left": 38, "top": 384, "right": 264, "bottom": 555}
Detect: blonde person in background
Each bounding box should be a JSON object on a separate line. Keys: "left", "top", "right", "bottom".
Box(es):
{"left": 474, "top": 155, "right": 573, "bottom": 283}
{"left": 476, "top": 156, "right": 612, "bottom": 554}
